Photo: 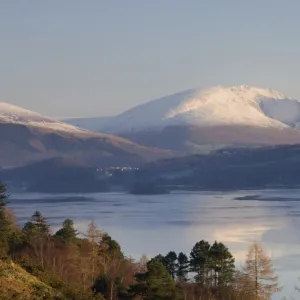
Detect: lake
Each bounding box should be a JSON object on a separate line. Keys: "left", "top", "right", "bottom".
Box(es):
{"left": 8, "top": 189, "right": 300, "bottom": 299}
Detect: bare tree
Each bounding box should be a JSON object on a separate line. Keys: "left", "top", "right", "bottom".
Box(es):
{"left": 139, "top": 254, "right": 149, "bottom": 268}
{"left": 87, "top": 220, "right": 104, "bottom": 282}
{"left": 240, "top": 242, "right": 279, "bottom": 300}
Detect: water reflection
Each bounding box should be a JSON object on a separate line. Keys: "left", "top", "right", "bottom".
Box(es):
{"left": 8, "top": 190, "right": 300, "bottom": 299}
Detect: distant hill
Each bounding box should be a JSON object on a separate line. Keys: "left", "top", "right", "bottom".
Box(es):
{"left": 0, "top": 157, "right": 110, "bottom": 193}
{"left": 4, "top": 144, "right": 300, "bottom": 192}
{"left": 65, "top": 86, "right": 300, "bottom": 152}
{"left": 130, "top": 144, "right": 300, "bottom": 190}
{"left": 0, "top": 102, "right": 173, "bottom": 168}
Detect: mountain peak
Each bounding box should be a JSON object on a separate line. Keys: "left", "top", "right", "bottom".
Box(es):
{"left": 65, "top": 85, "right": 300, "bottom": 134}
{"left": 162, "top": 85, "right": 289, "bottom": 127}
{"left": 102, "top": 85, "right": 298, "bottom": 132}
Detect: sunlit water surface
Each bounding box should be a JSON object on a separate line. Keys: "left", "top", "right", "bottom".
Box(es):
{"left": 8, "top": 190, "right": 300, "bottom": 299}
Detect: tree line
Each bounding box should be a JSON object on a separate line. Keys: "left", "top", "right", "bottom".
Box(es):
{"left": 0, "top": 183, "right": 280, "bottom": 299}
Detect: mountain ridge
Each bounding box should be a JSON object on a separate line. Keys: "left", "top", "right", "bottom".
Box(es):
{"left": 65, "top": 85, "right": 300, "bottom": 132}
{"left": 0, "top": 102, "right": 89, "bottom": 134}
{"left": 64, "top": 85, "right": 300, "bottom": 152}
{"left": 0, "top": 103, "right": 173, "bottom": 168}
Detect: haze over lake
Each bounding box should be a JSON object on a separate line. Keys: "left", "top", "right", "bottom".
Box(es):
{"left": 8, "top": 190, "right": 300, "bottom": 299}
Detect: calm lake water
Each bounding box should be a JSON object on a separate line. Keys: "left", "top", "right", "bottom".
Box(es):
{"left": 8, "top": 189, "right": 300, "bottom": 299}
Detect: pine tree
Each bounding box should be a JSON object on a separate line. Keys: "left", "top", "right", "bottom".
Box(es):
{"left": 0, "top": 183, "right": 8, "bottom": 208}
{"left": 0, "top": 183, "right": 11, "bottom": 257}
{"left": 130, "top": 259, "right": 176, "bottom": 300}
{"left": 55, "top": 219, "right": 78, "bottom": 244}
{"left": 23, "top": 210, "right": 50, "bottom": 237}
{"left": 209, "top": 241, "right": 235, "bottom": 287}
{"left": 176, "top": 252, "right": 189, "bottom": 282}
{"left": 190, "top": 240, "right": 211, "bottom": 285}
{"left": 22, "top": 211, "right": 51, "bottom": 267}
{"left": 164, "top": 251, "right": 178, "bottom": 280}
{"left": 241, "top": 242, "right": 279, "bottom": 300}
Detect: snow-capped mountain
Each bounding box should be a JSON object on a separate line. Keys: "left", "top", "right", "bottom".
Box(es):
{"left": 0, "top": 102, "right": 172, "bottom": 168}
{"left": 65, "top": 85, "right": 300, "bottom": 152}
{"left": 67, "top": 85, "right": 300, "bottom": 132}
{"left": 0, "top": 102, "right": 88, "bottom": 134}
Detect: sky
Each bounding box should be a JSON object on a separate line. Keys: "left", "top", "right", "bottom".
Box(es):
{"left": 1, "top": 1, "right": 300, "bottom": 118}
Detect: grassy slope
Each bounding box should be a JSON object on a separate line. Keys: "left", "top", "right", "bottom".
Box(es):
{"left": 0, "top": 260, "right": 61, "bottom": 300}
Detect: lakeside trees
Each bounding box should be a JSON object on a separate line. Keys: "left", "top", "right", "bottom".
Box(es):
{"left": 0, "top": 183, "right": 281, "bottom": 300}
{"left": 0, "top": 183, "right": 12, "bottom": 258}
{"left": 239, "top": 242, "right": 279, "bottom": 300}
{"left": 55, "top": 218, "right": 78, "bottom": 244}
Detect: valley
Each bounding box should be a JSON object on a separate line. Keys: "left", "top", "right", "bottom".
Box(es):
{"left": 2, "top": 3, "right": 300, "bottom": 299}
{"left": 4, "top": 86, "right": 300, "bottom": 193}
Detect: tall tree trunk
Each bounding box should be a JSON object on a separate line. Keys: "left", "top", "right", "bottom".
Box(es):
{"left": 110, "top": 280, "right": 114, "bottom": 300}
{"left": 255, "top": 246, "right": 258, "bottom": 300}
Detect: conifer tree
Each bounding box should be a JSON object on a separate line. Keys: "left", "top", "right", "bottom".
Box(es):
{"left": 130, "top": 258, "right": 176, "bottom": 300}
{"left": 0, "top": 183, "right": 11, "bottom": 257}
{"left": 209, "top": 241, "right": 235, "bottom": 286}
{"left": 190, "top": 240, "right": 211, "bottom": 285}
{"left": 22, "top": 211, "right": 51, "bottom": 267}
{"left": 164, "top": 251, "right": 178, "bottom": 280}
{"left": 176, "top": 252, "right": 189, "bottom": 282}
{"left": 55, "top": 219, "right": 78, "bottom": 244}
{"left": 23, "top": 210, "right": 50, "bottom": 237}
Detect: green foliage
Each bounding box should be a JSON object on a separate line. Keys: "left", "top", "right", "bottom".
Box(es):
{"left": 0, "top": 260, "right": 62, "bottom": 300}
{"left": 23, "top": 210, "right": 50, "bottom": 238}
{"left": 61, "top": 287, "right": 105, "bottom": 300}
{"left": 164, "top": 251, "right": 178, "bottom": 280}
{"left": 0, "top": 183, "right": 11, "bottom": 258}
{"left": 209, "top": 241, "right": 235, "bottom": 286}
{"left": 0, "top": 183, "right": 9, "bottom": 208}
{"left": 130, "top": 259, "right": 176, "bottom": 300}
{"left": 55, "top": 219, "right": 78, "bottom": 244}
{"left": 0, "top": 185, "right": 273, "bottom": 300}
{"left": 190, "top": 240, "right": 211, "bottom": 284}
{"left": 189, "top": 240, "right": 235, "bottom": 287}
{"left": 176, "top": 252, "right": 189, "bottom": 282}
{"left": 101, "top": 233, "right": 123, "bottom": 259}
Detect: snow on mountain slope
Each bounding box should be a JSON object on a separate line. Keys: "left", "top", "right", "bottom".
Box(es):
{"left": 99, "top": 85, "right": 300, "bottom": 133}
{"left": 163, "top": 86, "right": 287, "bottom": 127}
{"left": 0, "top": 102, "right": 175, "bottom": 168}
{"left": 260, "top": 98, "right": 300, "bottom": 129}
{"left": 0, "top": 102, "right": 87, "bottom": 134}
{"left": 66, "top": 86, "right": 300, "bottom": 134}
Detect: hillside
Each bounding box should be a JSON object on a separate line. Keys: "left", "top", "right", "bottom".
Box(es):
{"left": 0, "top": 260, "right": 61, "bottom": 300}
{"left": 129, "top": 144, "right": 300, "bottom": 190}
{"left": 0, "top": 157, "right": 111, "bottom": 193}
{"left": 0, "top": 102, "right": 86, "bottom": 134}
{"left": 0, "top": 103, "right": 173, "bottom": 168}
{"left": 65, "top": 86, "right": 300, "bottom": 152}
{"left": 5, "top": 144, "right": 300, "bottom": 192}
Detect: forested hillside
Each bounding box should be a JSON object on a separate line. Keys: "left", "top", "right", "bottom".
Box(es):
{"left": 134, "top": 144, "right": 300, "bottom": 190}
{"left": 0, "top": 183, "right": 282, "bottom": 299}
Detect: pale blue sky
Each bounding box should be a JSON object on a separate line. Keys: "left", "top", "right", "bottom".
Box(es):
{"left": 1, "top": 0, "right": 300, "bottom": 117}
